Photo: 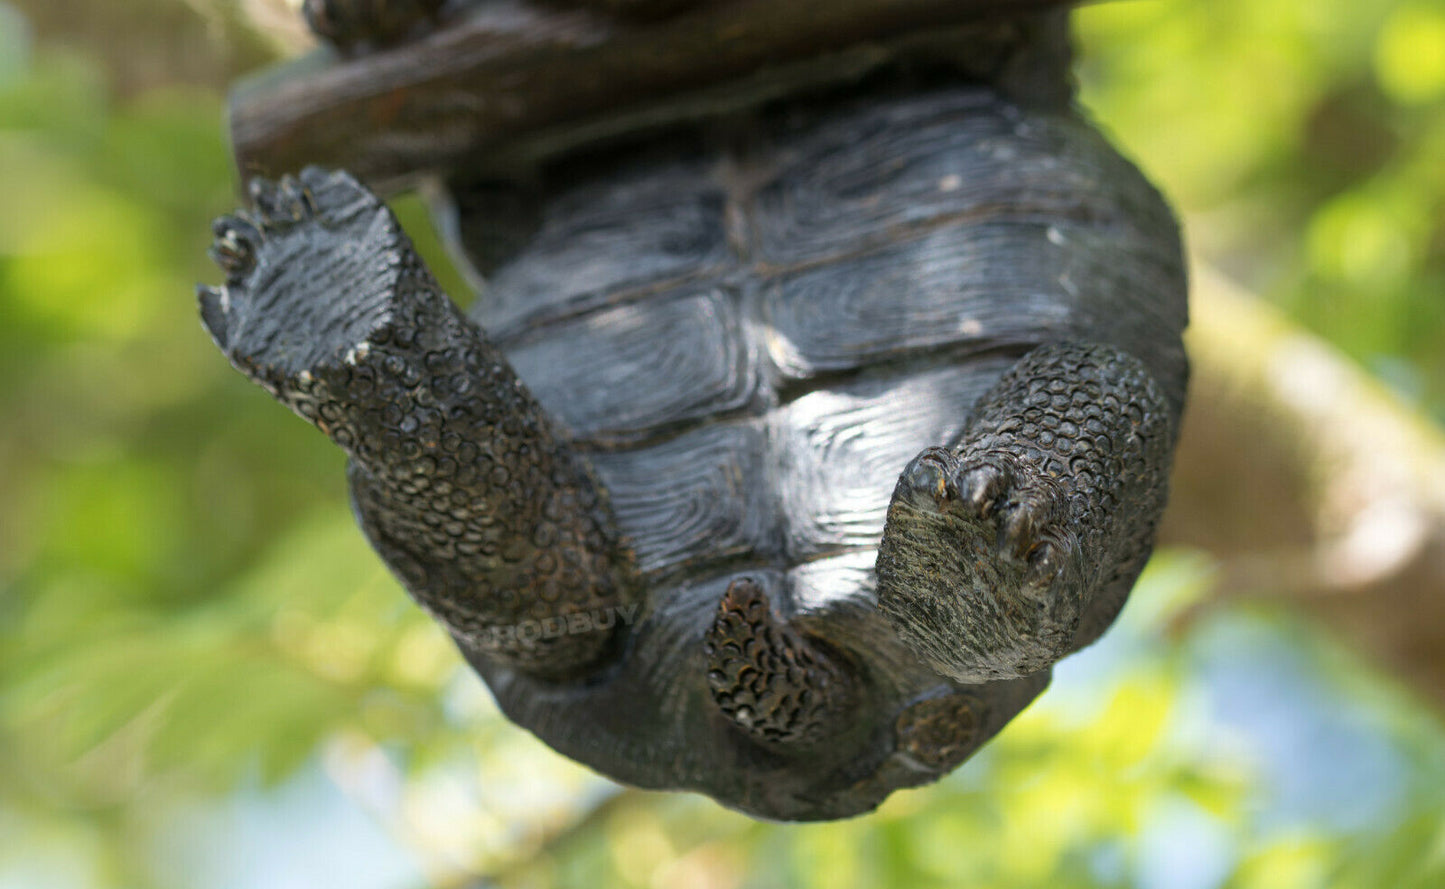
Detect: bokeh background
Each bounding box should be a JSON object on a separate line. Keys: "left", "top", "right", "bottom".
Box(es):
{"left": 3, "top": 1, "right": 1445, "bottom": 887}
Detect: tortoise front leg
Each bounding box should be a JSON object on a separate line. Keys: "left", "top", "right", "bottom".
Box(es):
{"left": 200, "top": 168, "right": 640, "bottom": 680}
{"left": 876, "top": 342, "right": 1177, "bottom": 683}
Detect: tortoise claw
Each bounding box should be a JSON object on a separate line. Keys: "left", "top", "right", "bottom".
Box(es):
{"left": 249, "top": 174, "right": 315, "bottom": 230}
{"left": 207, "top": 215, "right": 258, "bottom": 280}
{"left": 196, "top": 284, "right": 230, "bottom": 348}
{"left": 878, "top": 446, "right": 1085, "bottom": 683}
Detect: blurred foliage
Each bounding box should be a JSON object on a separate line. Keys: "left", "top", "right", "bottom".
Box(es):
{"left": 1, "top": 0, "right": 1444, "bottom": 887}
{"left": 1075, "top": 0, "right": 1445, "bottom": 418}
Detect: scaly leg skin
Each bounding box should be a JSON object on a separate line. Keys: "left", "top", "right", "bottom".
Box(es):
{"left": 876, "top": 342, "right": 1176, "bottom": 684}
{"left": 200, "top": 167, "right": 640, "bottom": 680}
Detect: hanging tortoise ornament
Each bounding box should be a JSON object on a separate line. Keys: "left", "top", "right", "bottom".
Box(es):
{"left": 202, "top": 0, "right": 1187, "bottom": 820}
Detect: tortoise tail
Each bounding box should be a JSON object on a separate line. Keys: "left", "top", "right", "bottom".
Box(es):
{"left": 702, "top": 578, "right": 856, "bottom": 746}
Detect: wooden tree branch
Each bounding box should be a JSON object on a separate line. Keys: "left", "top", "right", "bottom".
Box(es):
{"left": 228, "top": 0, "right": 1072, "bottom": 187}
{"left": 1161, "top": 267, "right": 1445, "bottom": 708}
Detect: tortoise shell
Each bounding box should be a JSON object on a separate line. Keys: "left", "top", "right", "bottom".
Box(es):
{"left": 208, "top": 0, "right": 1188, "bottom": 819}
{"left": 441, "top": 84, "right": 1185, "bottom": 817}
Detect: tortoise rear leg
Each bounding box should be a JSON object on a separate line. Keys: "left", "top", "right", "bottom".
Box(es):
{"left": 876, "top": 342, "right": 1177, "bottom": 683}
{"left": 201, "top": 167, "right": 640, "bottom": 680}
